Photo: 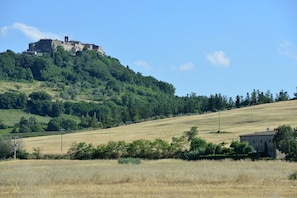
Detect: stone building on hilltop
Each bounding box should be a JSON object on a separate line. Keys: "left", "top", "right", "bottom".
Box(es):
{"left": 25, "top": 36, "right": 105, "bottom": 55}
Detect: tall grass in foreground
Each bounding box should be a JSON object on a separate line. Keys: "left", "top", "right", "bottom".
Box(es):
{"left": 0, "top": 159, "right": 296, "bottom": 197}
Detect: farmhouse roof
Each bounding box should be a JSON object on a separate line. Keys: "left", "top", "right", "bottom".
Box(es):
{"left": 240, "top": 131, "right": 276, "bottom": 137}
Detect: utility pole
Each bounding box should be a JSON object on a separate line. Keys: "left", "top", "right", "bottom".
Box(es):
{"left": 13, "top": 136, "right": 18, "bottom": 159}
{"left": 218, "top": 111, "right": 221, "bottom": 133}
{"left": 60, "top": 128, "right": 65, "bottom": 152}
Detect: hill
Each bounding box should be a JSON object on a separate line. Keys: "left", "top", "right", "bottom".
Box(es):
{"left": 20, "top": 100, "right": 297, "bottom": 154}
{"left": 0, "top": 48, "right": 177, "bottom": 129}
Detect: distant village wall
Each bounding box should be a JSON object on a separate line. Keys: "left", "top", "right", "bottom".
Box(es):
{"left": 26, "top": 36, "right": 105, "bottom": 55}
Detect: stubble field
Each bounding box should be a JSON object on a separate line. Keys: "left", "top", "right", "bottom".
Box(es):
{"left": 1, "top": 100, "right": 297, "bottom": 197}
{"left": 0, "top": 159, "right": 296, "bottom": 197}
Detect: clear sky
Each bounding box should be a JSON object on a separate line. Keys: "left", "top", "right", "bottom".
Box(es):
{"left": 1, "top": 0, "right": 296, "bottom": 98}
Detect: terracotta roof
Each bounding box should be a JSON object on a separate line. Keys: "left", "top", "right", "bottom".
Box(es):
{"left": 240, "top": 131, "right": 276, "bottom": 137}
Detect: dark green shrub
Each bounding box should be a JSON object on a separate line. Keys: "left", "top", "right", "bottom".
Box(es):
{"left": 289, "top": 172, "right": 297, "bottom": 180}
{"left": 67, "top": 142, "right": 95, "bottom": 160}
{"left": 17, "top": 149, "right": 30, "bottom": 159}
{"left": 0, "top": 137, "right": 13, "bottom": 159}
{"left": 190, "top": 137, "right": 207, "bottom": 151}
{"left": 118, "top": 157, "right": 141, "bottom": 164}
{"left": 230, "top": 140, "right": 254, "bottom": 154}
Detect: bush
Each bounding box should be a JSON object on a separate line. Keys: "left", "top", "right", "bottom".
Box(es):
{"left": 0, "top": 137, "right": 13, "bottom": 159}
{"left": 67, "top": 142, "right": 95, "bottom": 160}
{"left": 289, "top": 172, "right": 297, "bottom": 180}
{"left": 118, "top": 157, "right": 141, "bottom": 164}
{"left": 230, "top": 140, "right": 254, "bottom": 155}
{"left": 17, "top": 149, "right": 30, "bottom": 159}
{"left": 31, "top": 147, "right": 43, "bottom": 159}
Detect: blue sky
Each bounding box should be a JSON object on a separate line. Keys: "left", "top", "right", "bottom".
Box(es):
{"left": 1, "top": 0, "right": 296, "bottom": 98}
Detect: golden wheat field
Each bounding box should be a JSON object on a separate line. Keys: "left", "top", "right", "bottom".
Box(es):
{"left": 20, "top": 100, "right": 297, "bottom": 155}
{"left": 0, "top": 159, "right": 296, "bottom": 197}
{"left": 2, "top": 100, "right": 297, "bottom": 197}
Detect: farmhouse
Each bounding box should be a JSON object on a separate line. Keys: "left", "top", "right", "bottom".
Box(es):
{"left": 240, "top": 131, "right": 276, "bottom": 158}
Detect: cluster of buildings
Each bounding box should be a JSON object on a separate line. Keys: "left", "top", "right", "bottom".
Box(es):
{"left": 24, "top": 36, "right": 105, "bottom": 55}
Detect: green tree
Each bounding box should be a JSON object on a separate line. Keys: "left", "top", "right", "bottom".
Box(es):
{"left": 273, "top": 125, "right": 297, "bottom": 155}
{"left": 104, "top": 140, "right": 128, "bottom": 159}
{"left": 190, "top": 137, "right": 207, "bottom": 151}
{"left": 230, "top": 140, "right": 253, "bottom": 154}
{"left": 184, "top": 126, "right": 198, "bottom": 142}
{"left": 0, "top": 120, "right": 6, "bottom": 129}
{"left": 27, "top": 91, "right": 53, "bottom": 116}
{"left": 61, "top": 119, "right": 78, "bottom": 131}
{"left": 0, "top": 136, "right": 13, "bottom": 159}
{"left": 127, "top": 139, "right": 151, "bottom": 158}
{"left": 18, "top": 116, "right": 44, "bottom": 133}
{"left": 169, "top": 135, "right": 188, "bottom": 158}
{"left": 47, "top": 118, "right": 62, "bottom": 131}
{"left": 67, "top": 142, "right": 95, "bottom": 160}
{"left": 276, "top": 89, "right": 290, "bottom": 101}
{"left": 149, "top": 139, "right": 170, "bottom": 159}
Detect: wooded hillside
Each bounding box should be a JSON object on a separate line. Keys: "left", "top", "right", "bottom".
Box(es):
{"left": 0, "top": 48, "right": 294, "bottom": 132}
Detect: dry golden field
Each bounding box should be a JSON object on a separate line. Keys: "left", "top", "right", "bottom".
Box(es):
{"left": 0, "top": 159, "right": 296, "bottom": 197}
{"left": 20, "top": 100, "right": 297, "bottom": 155}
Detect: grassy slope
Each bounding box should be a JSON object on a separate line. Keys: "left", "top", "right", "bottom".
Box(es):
{"left": 0, "top": 109, "right": 51, "bottom": 126}
{"left": 20, "top": 100, "right": 297, "bottom": 154}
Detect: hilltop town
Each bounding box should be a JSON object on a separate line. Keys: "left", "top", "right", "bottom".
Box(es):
{"left": 24, "top": 36, "right": 105, "bottom": 55}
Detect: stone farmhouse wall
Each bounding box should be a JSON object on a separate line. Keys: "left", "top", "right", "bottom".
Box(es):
{"left": 240, "top": 131, "right": 276, "bottom": 158}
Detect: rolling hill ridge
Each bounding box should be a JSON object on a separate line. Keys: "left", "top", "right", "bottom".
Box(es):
{"left": 21, "top": 100, "right": 297, "bottom": 154}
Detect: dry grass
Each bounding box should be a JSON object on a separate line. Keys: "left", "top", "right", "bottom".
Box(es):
{"left": 0, "top": 81, "right": 57, "bottom": 98}
{"left": 0, "top": 159, "right": 296, "bottom": 197}
{"left": 21, "top": 100, "right": 297, "bottom": 154}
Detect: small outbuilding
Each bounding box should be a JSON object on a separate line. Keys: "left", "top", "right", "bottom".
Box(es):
{"left": 240, "top": 131, "right": 276, "bottom": 158}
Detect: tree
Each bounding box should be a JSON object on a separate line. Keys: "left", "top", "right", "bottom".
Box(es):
{"left": 47, "top": 118, "right": 62, "bottom": 131}
{"left": 0, "top": 92, "right": 27, "bottom": 109}
{"left": 273, "top": 125, "right": 297, "bottom": 155}
{"left": 18, "top": 116, "right": 44, "bottom": 133}
{"left": 61, "top": 119, "right": 78, "bottom": 131}
{"left": 50, "top": 101, "right": 64, "bottom": 117}
{"left": 251, "top": 89, "right": 257, "bottom": 105}
{"left": 149, "top": 139, "right": 170, "bottom": 159}
{"left": 169, "top": 135, "right": 188, "bottom": 158}
{"left": 67, "top": 142, "right": 95, "bottom": 160}
{"left": 276, "top": 89, "right": 290, "bottom": 101}
{"left": 0, "top": 136, "right": 13, "bottom": 159}
{"left": 190, "top": 137, "right": 207, "bottom": 151}
{"left": 127, "top": 139, "right": 151, "bottom": 158}
{"left": 235, "top": 95, "right": 241, "bottom": 108}
{"left": 0, "top": 120, "right": 6, "bottom": 129}
{"left": 230, "top": 140, "right": 253, "bottom": 154}
{"left": 184, "top": 126, "right": 198, "bottom": 142}
{"left": 27, "top": 91, "right": 53, "bottom": 116}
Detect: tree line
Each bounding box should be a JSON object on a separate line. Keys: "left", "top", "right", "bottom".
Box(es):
{"left": 0, "top": 87, "right": 293, "bottom": 133}
{"left": 1, "top": 125, "right": 295, "bottom": 161}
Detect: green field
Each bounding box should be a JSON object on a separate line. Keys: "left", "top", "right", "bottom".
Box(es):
{"left": 20, "top": 100, "right": 297, "bottom": 154}
{"left": 0, "top": 109, "right": 51, "bottom": 127}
